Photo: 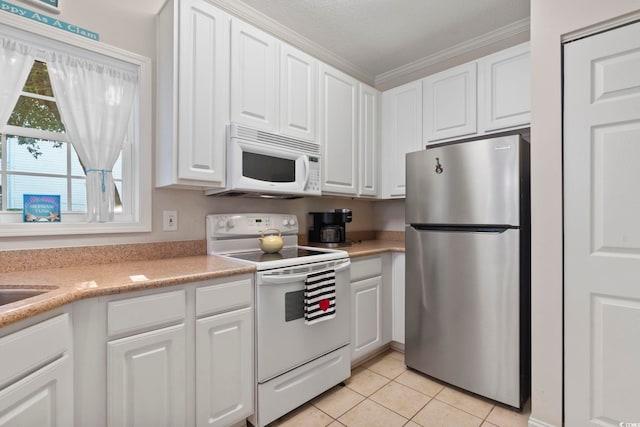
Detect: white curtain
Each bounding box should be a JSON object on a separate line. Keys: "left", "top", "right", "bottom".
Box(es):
{"left": 47, "top": 52, "right": 138, "bottom": 222}
{"left": 0, "top": 37, "right": 35, "bottom": 128}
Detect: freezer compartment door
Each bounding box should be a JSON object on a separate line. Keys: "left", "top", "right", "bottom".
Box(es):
{"left": 406, "top": 134, "right": 525, "bottom": 226}
{"left": 404, "top": 225, "right": 522, "bottom": 408}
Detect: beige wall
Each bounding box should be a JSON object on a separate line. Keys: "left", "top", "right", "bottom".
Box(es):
{"left": 530, "top": 2, "right": 639, "bottom": 426}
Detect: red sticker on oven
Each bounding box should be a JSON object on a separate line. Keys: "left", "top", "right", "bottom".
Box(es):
{"left": 319, "top": 299, "right": 330, "bottom": 312}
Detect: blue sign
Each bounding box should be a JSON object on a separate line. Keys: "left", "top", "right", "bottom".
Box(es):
{"left": 23, "top": 194, "right": 61, "bottom": 222}
{"left": 0, "top": 0, "right": 99, "bottom": 41}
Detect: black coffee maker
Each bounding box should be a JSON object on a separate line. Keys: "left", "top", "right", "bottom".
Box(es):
{"left": 308, "top": 209, "right": 353, "bottom": 245}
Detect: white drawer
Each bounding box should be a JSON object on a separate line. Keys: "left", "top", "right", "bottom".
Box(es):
{"left": 0, "top": 313, "right": 71, "bottom": 388}
{"left": 107, "top": 289, "right": 185, "bottom": 337}
{"left": 350, "top": 256, "right": 382, "bottom": 282}
{"left": 196, "top": 277, "right": 253, "bottom": 317}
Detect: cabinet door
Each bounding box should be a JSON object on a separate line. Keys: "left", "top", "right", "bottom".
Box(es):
{"left": 231, "top": 19, "right": 279, "bottom": 132}
{"left": 424, "top": 62, "right": 477, "bottom": 142}
{"left": 392, "top": 253, "right": 406, "bottom": 344}
{"left": 359, "top": 83, "right": 380, "bottom": 197}
{"left": 280, "top": 43, "right": 317, "bottom": 142}
{"left": 479, "top": 42, "right": 530, "bottom": 132}
{"left": 381, "top": 80, "right": 423, "bottom": 198}
{"left": 319, "top": 64, "right": 359, "bottom": 195}
{"left": 177, "top": 0, "right": 230, "bottom": 185}
{"left": 351, "top": 276, "right": 383, "bottom": 361}
{"left": 0, "top": 355, "right": 73, "bottom": 427}
{"left": 108, "top": 324, "right": 186, "bottom": 427}
{"left": 196, "top": 307, "right": 253, "bottom": 427}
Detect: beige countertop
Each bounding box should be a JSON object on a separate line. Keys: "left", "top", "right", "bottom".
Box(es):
{"left": 0, "top": 239, "right": 405, "bottom": 328}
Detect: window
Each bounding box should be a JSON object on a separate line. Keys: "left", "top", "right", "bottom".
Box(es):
{"left": 1, "top": 60, "right": 124, "bottom": 213}
{"left": 0, "top": 17, "right": 151, "bottom": 236}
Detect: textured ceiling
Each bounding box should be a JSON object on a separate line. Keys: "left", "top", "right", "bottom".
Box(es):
{"left": 237, "top": 0, "right": 530, "bottom": 76}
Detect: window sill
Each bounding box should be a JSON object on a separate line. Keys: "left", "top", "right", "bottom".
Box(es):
{"left": 0, "top": 213, "right": 151, "bottom": 236}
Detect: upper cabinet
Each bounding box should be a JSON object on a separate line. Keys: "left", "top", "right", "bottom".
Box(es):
{"left": 358, "top": 83, "right": 380, "bottom": 197}
{"left": 230, "top": 20, "right": 279, "bottom": 133}
{"left": 156, "top": 0, "right": 231, "bottom": 189}
{"left": 380, "top": 80, "right": 423, "bottom": 198}
{"left": 423, "top": 62, "right": 477, "bottom": 142}
{"left": 231, "top": 21, "right": 318, "bottom": 142}
{"left": 280, "top": 44, "right": 318, "bottom": 142}
{"left": 319, "top": 64, "right": 359, "bottom": 195}
{"left": 478, "top": 42, "right": 531, "bottom": 132}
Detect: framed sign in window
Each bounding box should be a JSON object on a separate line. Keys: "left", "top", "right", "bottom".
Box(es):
{"left": 21, "top": 0, "right": 60, "bottom": 13}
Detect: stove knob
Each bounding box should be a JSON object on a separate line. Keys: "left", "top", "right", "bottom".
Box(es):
{"left": 282, "top": 218, "right": 290, "bottom": 226}
{"left": 216, "top": 219, "right": 226, "bottom": 229}
{"left": 227, "top": 218, "right": 235, "bottom": 229}
{"left": 289, "top": 217, "right": 296, "bottom": 226}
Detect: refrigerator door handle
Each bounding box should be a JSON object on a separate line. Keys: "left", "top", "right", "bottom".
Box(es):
{"left": 409, "top": 224, "right": 517, "bottom": 233}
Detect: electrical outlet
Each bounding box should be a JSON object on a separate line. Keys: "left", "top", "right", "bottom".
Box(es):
{"left": 163, "top": 210, "right": 178, "bottom": 231}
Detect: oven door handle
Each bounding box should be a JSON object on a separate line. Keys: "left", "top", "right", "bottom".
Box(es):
{"left": 259, "top": 260, "right": 350, "bottom": 284}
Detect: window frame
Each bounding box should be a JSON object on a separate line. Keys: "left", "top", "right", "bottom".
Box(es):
{"left": 0, "top": 13, "right": 151, "bottom": 236}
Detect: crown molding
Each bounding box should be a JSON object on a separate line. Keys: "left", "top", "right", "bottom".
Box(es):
{"left": 206, "top": 0, "right": 375, "bottom": 85}
{"left": 374, "top": 17, "right": 531, "bottom": 88}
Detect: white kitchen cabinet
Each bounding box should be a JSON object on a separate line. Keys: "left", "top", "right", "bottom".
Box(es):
{"left": 280, "top": 44, "right": 318, "bottom": 142}
{"left": 381, "top": 80, "right": 423, "bottom": 198}
{"left": 157, "top": 0, "right": 231, "bottom": 189}
{"left": 350, "top": 255, "right": 393, "bottom": 362}
{"left": 392, "top": 253, "right": 405, "bottom": 345}
{"left": 195, "top": 279, "right": 253, "bottom": 427}
{"left": 231, "top": 19, "right": 279, "bottom": 133}
{"left": 478, "top": 42, "right": 531, "bottom": 132}
{"left": 106, "top": 290, "right": 187, "bottom": 427}
{"left": 108, "top": 324, "right": 187, "bottom": 427}
{"left": 423, "top": 61, "right": 477, "bottom": 143}
{"left": 358, "top": 83, "right": 380, "bottom": 197}
{"left": 351, "top": 276, "right": 383, "bottom": 361}
{"left": 0, "top": 313, "right": 73, "bottom": 427}
{"left": 319, "top": 63, "right": 359, "bottom": 195}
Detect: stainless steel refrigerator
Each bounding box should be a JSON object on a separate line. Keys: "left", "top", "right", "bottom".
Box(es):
{"left": 405, "top": 133, "right": 530, "bottom": 409}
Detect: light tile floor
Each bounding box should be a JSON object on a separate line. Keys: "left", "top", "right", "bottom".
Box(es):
{"left": 267, "top": 350, "right": 531, "bottom": 427}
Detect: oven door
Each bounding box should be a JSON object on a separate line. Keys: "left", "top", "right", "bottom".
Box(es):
{"left": 228, "top": 138, "right": 312, "bottom": 195}
{"left": 256, "top": 258, "right": 351, "bottom": 382}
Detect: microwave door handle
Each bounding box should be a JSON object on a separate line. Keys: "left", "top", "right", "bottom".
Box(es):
{"left": 303, "top": 155, "right": 310, "bottom": 188}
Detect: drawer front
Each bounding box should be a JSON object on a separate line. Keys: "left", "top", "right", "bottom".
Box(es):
{"left": 0, "top": 313, "right": 71, "bottom": 388}
{"left": 350, "top": 256, "right": 382, "bottom": 282}
{"left": 108, "top": 290, "right": 185, "bottom": 337}
{"left": 196, "top": 277, "right": 253, "bottom": 317}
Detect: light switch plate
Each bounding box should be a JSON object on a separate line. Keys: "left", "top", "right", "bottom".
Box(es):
{"left": 163, "top": 210, "right": 178, "bottom": 231}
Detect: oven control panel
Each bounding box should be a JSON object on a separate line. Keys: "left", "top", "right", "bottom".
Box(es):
{"left": 207, "top": 213, "right": 299, "bottom": 238}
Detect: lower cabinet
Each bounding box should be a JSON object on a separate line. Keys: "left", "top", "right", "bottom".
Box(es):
{"left": 0, "top": 312, "right": 73, "bottom": 427}
{"left": 73, "top": 275, "right": 254, "bottom": 427}
{"left": 350, "top": 255, "right": 392, "bottom": 363}
{"left": 108, "top": 324, "right": 187, "bottom": 427}
{"left": 195, "top": 305, "right": 253, "bottom": 427}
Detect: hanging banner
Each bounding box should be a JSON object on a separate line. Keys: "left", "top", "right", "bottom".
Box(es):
{"left": 0, "top": 0, "right": 99, "bottom": 41}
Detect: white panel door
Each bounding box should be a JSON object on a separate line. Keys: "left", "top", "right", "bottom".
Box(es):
{"left": 231, "top": 19, "right": 279, "bottom": 132}
{"left": 108, "top": 324, "right": 186, "bottom": 427}
{"left": 380, "top": 80, "right": 423, "bottom": 198}
{"left": 319, "top": 64, "right": 359, "bottom": 195}
{"left": 177, "top": 0, "right": 230, "bottom": 185}
{"left": 564, "top": 21, "right": 640, "bottom": 427}
{"left": 280, "top": 43, "right": 317, "bottom": 142}
{"left": 423, "top": 62, "right": 477, "bottom": 142}
{"left": 351, "top": 276, "right": 382, "bottom": 361}
{"left": 358, "top": 83, "right": 380, "bottom": 197}
{"left": 479, "top": 42, "right": 531, "bottom": 132}
{"left": 195, "top": 307, "right": 254, "bottom": 427}
{"left": 0, "top": 355, "right": 73, "bottom": 427}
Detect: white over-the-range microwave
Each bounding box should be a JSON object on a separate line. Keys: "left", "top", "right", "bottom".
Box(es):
{"left": 205, "top": 124, "right": 322, "bottom": 198}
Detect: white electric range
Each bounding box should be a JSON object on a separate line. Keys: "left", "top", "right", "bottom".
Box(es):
{"left": 206, "top": 213, "right": 351, "bottom": 427}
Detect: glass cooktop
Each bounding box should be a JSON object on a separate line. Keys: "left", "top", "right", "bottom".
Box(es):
{"left": 224, "top": 247, "right": 329, "bottom": 263}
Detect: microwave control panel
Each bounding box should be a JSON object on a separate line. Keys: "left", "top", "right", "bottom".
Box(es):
{"left": 306, "top": 156, "right": 321, "bottom": 195}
